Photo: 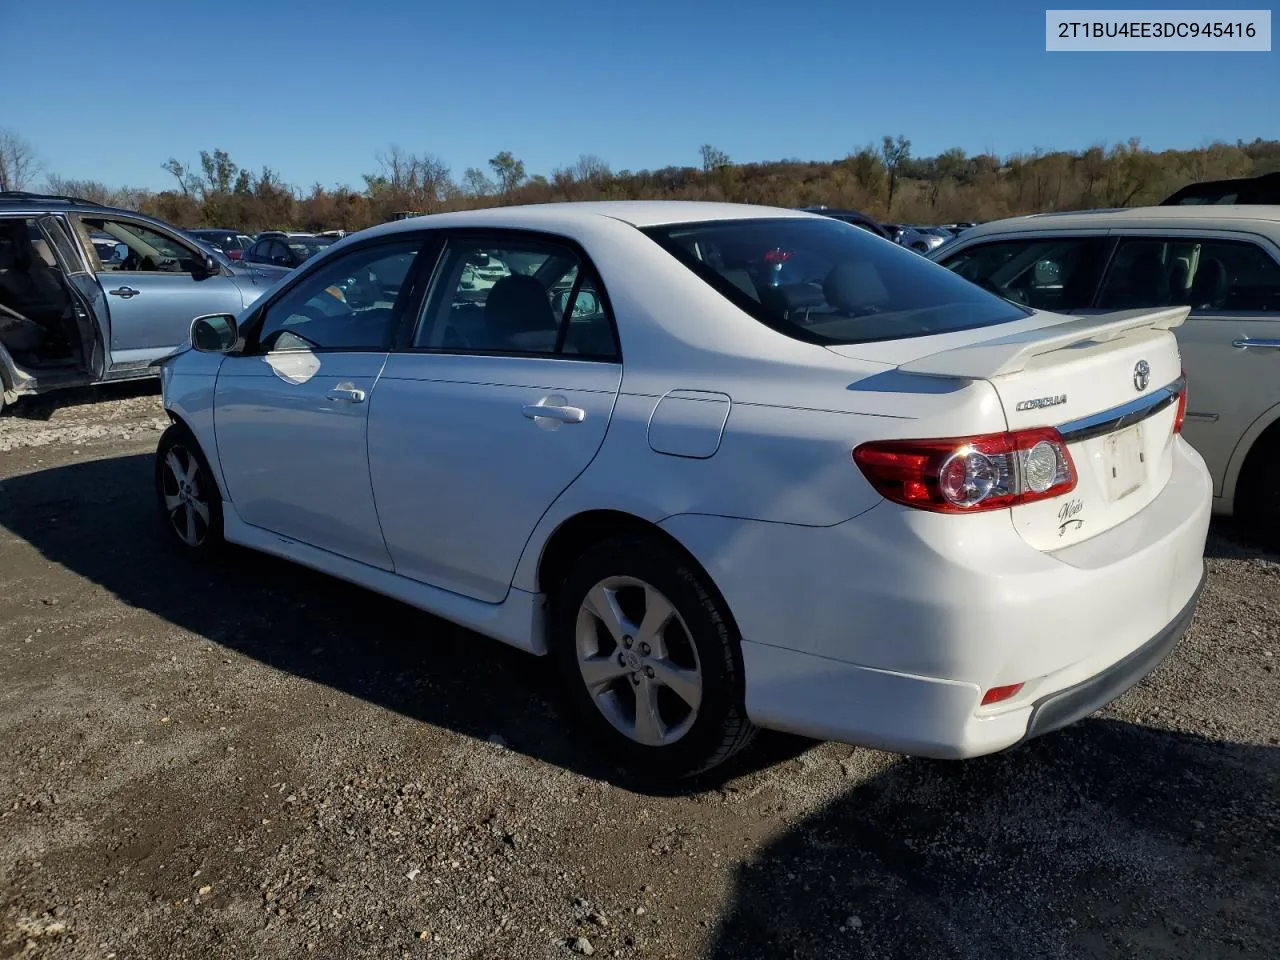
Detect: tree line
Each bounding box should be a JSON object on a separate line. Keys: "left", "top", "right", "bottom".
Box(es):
{"left": 3, "top": 127, "right": 1278, "bottom": 233}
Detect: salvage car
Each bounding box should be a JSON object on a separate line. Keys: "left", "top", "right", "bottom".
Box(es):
{"left": 0, "top": 191, "right": 292, "bottom": 413}
{"left": 154, "top": 201, "right": 1211, "bottom": 777}
{"left": 930, "top": 205, "right": 1280, "bottom": 537}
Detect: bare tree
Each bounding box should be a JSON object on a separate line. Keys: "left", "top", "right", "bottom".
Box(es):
{"left": 162, "top": 158, "right": 194, "bottom": 195}
{"left": 0, "top": 128, "right": 40, "bottom": 191}
{"left": 880, "top": 135, "right": 911, "bottom": 214}
{"left": 700, "top": 144, "right": 730, "bottom": 174}
{"left": 463, "top": 167, "right": 495, "bottom": 197}
{"left": 370, "top": 145, "right": 454, "bottom": 213}
{"left": 573, "top": 154, "right": 611, "bottom": 185}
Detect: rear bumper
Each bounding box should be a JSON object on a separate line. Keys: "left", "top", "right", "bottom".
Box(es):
{"left": 661, "top": 437, "right": 1212, "bottom": 758}
{"left": 1017, "top": 563, "right": 1205, "bottom": 746}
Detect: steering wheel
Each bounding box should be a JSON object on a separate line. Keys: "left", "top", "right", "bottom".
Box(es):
{"left": 121, "top": 249, "right": 142, "bottom": 271}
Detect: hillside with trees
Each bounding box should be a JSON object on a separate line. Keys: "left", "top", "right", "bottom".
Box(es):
{"left": 3, "top": 127, "right": 1279, "bottom": 233}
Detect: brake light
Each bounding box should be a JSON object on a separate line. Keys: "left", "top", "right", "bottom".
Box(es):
{"left": 853, "top": 427, "right": 1077, "bottom": 513}
{"left": 1173, "top": 371, "right": 1187, "bottom": 434}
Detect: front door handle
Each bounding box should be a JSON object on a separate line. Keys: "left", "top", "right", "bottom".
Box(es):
{"left": 108, "top": 286, "right": 140, "bottom": 299}
{"left": 522, "top": 400, "right": 586, "bottom": 424}
{"left": 1232, "top": 338, "right": 1280, "bottom": 350}
{"left": 326, "top": 383, "right": 366, "bottom": 403}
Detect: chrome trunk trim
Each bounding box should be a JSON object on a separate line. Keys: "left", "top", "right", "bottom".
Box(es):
{"left": 1056, "top": 376, "right": 1185, "bottom": 444}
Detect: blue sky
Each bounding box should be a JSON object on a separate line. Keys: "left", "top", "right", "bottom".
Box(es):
{"left": 6, "top": 0, "right": 1275, "bottom": 192}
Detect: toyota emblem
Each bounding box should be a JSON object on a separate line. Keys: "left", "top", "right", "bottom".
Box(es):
{"left": 1133, "top": 359, "right": 1150, "bottom": 392}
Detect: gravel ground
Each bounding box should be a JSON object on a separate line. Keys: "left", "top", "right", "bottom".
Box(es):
{"left": 0, "top": 383, "right": 1276, "bottom": 960}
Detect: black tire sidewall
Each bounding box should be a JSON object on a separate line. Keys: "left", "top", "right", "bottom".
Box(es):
{"left": 1237, "top": 442, "right": 1280, "bottom": 546}
{"left": 155, "top": 423, "right": 224, "bottom": 552}
{"left": 550, "top": 535, "right": 751, "bottom": 778}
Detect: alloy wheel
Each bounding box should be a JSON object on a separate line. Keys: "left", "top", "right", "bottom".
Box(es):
{"left": 160, "top": 445, "right": 211, "bottom": 548}
{"left": 574, "top": 575, "right": 703, "bottom": 747}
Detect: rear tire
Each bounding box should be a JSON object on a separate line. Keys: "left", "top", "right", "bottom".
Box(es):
{"left": 550, "top": 534, "right": 756, "bottom": 779}
{"left": 155, "top": 424, "right": 224, "bottom": 554}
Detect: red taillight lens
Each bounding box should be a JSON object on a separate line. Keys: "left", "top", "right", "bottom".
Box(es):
{"left": 981, "top": 682, "right": 1024, "bottom": 706}
{"left": 1173, "top": 371, "right": 1187, "bottom": 434}
{"left": 853, "top": 427, "right": 1077, "bottom": 513}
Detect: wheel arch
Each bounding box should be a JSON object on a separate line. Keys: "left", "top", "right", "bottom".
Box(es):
{"left": 160, "top": 409, "right": 226, "bottom": 502}
{"left": 533, "top": 508, "right": 743, "bottom": 642}
{"left": 1224, "top": 400, "right": 1280, "bottom": 515}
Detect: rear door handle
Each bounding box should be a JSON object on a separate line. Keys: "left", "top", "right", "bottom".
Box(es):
{"left": 108, "top": 286, "right": 140, "bottom": 299}
{"left": 1233, "top": 338, "right": 1280, "bottom": 350}
{"left": 326, "top": 384, "right": 366, "bottom": 403}
{"left": 522, "top": 401, "right": 585, "bottom": 424}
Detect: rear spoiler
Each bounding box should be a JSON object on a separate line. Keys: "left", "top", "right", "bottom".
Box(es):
{"left": 897, "top": 306, "right": 1190, "bottom": 380}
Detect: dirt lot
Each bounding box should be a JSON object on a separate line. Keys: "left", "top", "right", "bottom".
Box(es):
{"left": 1, "top": 383, "right": 1277, "bottom": 960}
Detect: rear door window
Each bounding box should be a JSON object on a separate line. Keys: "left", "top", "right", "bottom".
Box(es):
{"left": 1097, "top": 237, "right": 1280, "bottom": 313}
{"left": 413, "top": 235, "right": 619, "bottom": 359}
{"left": 937, "top": 236, "right": 1111, "bottom": 312}
{"left": 641, "top": 217, "right": 1027, "bottom": 345}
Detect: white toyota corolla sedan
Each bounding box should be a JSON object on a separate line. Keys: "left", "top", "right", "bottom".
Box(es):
{"left": 154, "top": 201, "right": 1212, "bottom": 778}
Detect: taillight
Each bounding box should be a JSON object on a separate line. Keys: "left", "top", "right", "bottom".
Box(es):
{"left": 1173, "top": 371, "right": 1187, "bottom": 434}
{"left": 853, "top": 427, "right": 1077, "bottom": 513}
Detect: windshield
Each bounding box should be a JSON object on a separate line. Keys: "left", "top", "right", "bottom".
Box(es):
{"left": 641, "top": 217, "right": 1028, "bottom": 346}
{"left": 289, "top": 238, "right": 330, "bottom": 259}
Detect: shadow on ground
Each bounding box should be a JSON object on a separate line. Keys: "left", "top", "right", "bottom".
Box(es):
{"left": 1, "top": 379, "right": 161, "bottom": 421}
{"left": 0, "top": 452, "right": 808, "bottom": 795}
{"left": 4, "top": 452, "right": 1278, "bottom": 957}
{"left": 708, "top": 720, "right": 1279, "bottom": 959}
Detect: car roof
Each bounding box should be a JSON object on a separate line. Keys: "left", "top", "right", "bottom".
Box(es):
{"left": 957, "top": 204, "right": 1280, "bottom": 240}
{"left": 361, "top": 201, "right": 814, "bottom": 241}
{"left": 0, "top": 191, "right": 124, "bottom": 217}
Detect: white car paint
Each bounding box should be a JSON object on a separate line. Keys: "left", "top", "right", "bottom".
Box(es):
{"left": 930, "top": 205, "right": 1280, "bottom": 515}
{"left": 159, "top": 201, "right": 1211, "bottom": 763}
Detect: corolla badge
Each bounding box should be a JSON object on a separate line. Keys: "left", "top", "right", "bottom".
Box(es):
{"left": 1014, "top": 394, "right": 1067, "bottom": 412}
{"left": 1133, "top": 359, "right": 1150, "bottom": 392}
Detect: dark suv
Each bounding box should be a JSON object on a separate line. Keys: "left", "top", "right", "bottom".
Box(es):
{"left": 0, "top": 192, "right": 289, "bottom": 413}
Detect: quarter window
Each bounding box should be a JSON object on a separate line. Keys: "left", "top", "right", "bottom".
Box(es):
{"left": 414, "top": 237, "right": 618, "bottom": 359}
{"left": 253, "top": 239, "right": 425, "bottom": 353}
{"left": 1097, "top": 237, "right": 1280, "bottom": 313}
{"left": 938, "top": 237, "right": 1109, "bottom": 311}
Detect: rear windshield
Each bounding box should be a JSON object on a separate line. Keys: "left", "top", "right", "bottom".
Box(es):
{"left": 641, "top": 218, "right": 1028, "bottom": 346}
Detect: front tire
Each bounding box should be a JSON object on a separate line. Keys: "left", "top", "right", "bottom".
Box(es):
{"left": 155, "top": 424, "right": 224, "bottom": 553}
{"left": 550, "top": 535, "right": 756, "bottom": 779}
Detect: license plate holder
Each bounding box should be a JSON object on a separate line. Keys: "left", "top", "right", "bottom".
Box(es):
{"left": 1104, "top": 424, "right": 1146, "bottom": 501}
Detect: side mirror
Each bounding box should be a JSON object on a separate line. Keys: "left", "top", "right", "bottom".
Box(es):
{"left": 190, "top": 313, "right": 239, "bottom": 353}
{"left": 192, "top": 253, "right": 218, "bottom": 277}
{"left": 112, "top": 242, "right": 129, "bottom": 263}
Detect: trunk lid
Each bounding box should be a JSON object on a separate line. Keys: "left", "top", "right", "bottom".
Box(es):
{"left": 831, "top": 306, "right": 1189, "bottom": 549}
